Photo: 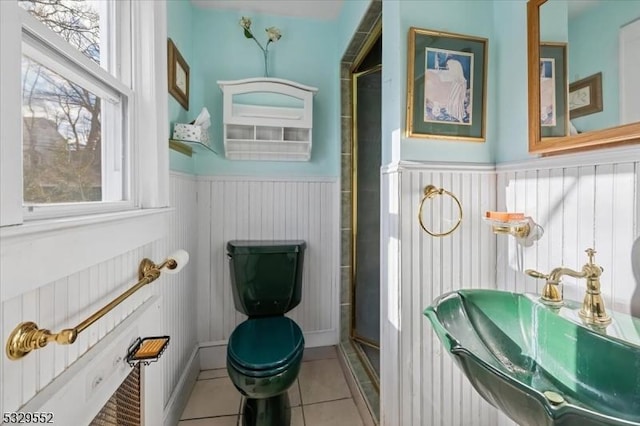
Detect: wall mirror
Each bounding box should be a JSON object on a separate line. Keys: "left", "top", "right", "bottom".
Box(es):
{"left": 527, "top": 0, "right": 640, "bottom": 154}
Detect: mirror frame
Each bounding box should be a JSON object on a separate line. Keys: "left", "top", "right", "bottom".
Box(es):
{"left": 527, "top": 0, "right": 640, "bottom": 154}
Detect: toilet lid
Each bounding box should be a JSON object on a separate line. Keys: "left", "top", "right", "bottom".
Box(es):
{"left": 228, "top": 316, "right": 304, "bottom": 372}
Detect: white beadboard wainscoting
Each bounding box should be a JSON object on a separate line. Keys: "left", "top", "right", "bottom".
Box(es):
{"left": 162, "top": 172, "right": 200, "bottom": 426}
{"left": 0, "top": 172, "right": 200, "bottom": 426}
{"left": 496, "top": 151, "right": 640, "bottom": 314}
{"left": 195, "top": 176, "right": 340, "bottom": 367}
{"left": 380, "top": 162, "right": 500, "bottom": 426}
{"left": 494, "top": 148, "right": 639, "bottom": 426}
{"left": 0, "top": 241, "right": 163, "bottom": 421}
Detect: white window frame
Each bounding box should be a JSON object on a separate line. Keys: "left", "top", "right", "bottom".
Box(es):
{"left": 1, "top": 0, "right": 170, "bottom": 304}
{"left": 0, "top": 0, "right": 169, "bottom": 227}
{"left": 20, "top": 7, "right": 133, "bottom": 219}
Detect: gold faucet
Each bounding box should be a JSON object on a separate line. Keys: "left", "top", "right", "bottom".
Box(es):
{"left": 525, "top": 248, "right": 611, "bottom": 326}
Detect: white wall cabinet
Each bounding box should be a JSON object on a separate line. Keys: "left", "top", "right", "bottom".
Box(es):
{"left": 218, "top": 78, "right": 317, "bottom": 161}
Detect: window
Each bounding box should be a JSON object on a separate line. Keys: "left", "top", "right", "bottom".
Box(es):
{"left": 0, "top": 0, "right": 168, "bottom": 227}
{"left": 18, "top": 0, "right": 130, "bottom": 216}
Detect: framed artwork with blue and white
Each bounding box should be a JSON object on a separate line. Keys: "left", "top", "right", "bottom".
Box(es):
{"left": 406, "top": 27, "right": 487, "bottom": 141}
{"left": 540, "top": 58, "right": 556, "bottom": 127}
{"left": 539, "top": 42, "right": 567, "bottom": 137}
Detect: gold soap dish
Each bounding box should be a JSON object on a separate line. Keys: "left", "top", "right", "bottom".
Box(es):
{"left": 483, "top": 212, "right": 543, "bottom": 246}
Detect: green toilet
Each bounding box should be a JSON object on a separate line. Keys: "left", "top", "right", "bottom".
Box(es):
{"left": 226, "top": 240, "right": 306, "bottom": 426}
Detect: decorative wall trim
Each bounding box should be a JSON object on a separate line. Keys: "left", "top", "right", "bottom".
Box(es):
{"left": 383, "top": 160, "right": 496, "bottom": 174}
{"left": 162, "top": 346, "right": 200, "bottom": 426}
{"left": 496, "top": 145, "right": 640, "bottom": 172}
{"left": 169, "top": 170, "right": 197, "bottom": 180}
{"left": 0, "top": 209, "right": 169, "bottom": 302}
{"left": 196, "top": 174, "right": 339, "bottom": 183}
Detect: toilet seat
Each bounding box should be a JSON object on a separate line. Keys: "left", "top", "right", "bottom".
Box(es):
{"left": 228, "top": 316, "right": 304, "bottom": 377}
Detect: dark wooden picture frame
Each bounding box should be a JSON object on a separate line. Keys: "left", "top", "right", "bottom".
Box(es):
{"left": 569, "top": 72, "right": 603, "bottom": 119}
{"left": 168, "top": 38, "right": 189, "bottom": 110}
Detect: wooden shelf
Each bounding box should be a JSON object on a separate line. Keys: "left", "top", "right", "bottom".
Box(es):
{"left": 169, "top": 139, "right": 218, "bottom": 157}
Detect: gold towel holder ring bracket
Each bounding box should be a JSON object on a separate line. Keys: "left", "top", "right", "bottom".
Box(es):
{"left": 418, "top": 185, "right": 463, "bottom": 237}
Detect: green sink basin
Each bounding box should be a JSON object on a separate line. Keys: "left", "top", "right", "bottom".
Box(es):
{"left": 424, "top": 290, "right": 640, "bottom": 426}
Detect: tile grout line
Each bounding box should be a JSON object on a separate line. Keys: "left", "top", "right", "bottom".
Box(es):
{"left": 197, "top": 376, "right": 229, "bottom": 382}
{"left": 302, "top": 396, "right": 353, "bottom": 408}
{"left": 180, "top": 413, "right": 240, "bottom": 422}
{"left": 297, "top": 379, "right": 306, "bottom": 426}
{"left": 237, "top": 396, "right": 244, "bottom": 422}
{"left": 184, "top": 347, "right": 361, "bottom": 425}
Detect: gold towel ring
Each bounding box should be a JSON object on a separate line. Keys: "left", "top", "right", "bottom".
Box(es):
{"left": 418, "top": 185, "right": 463, "bottom": 237}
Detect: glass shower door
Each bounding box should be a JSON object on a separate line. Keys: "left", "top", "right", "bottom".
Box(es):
{"left": 351, "top": 65, "right": 382, "bottom": 377}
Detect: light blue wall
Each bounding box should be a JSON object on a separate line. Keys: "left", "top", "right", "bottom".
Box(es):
{"left": 568, "top": 1, "right": 640, "bottom": 132}
{"left": 338, "top": 0, "right": 372, "bottom": 55}
{"left": 190, "top": 9, "right": 340, "bottom": 176}
{"left": 385, "top": 1, "right": 497, "bottom": 164}
{"left": 167, "top": 0, "right": 195, "bottom": 173}
{"left": 382, "top": 0, "right": 402, "bottom": 165}
{"left": 493, "top": 0, "right": 530, "bottom": 163}
{"left": 540, "top": 0, "right": 568, "bottom": 42}
{"left": 167, "top": 0, "right": 577, "bottom": 167}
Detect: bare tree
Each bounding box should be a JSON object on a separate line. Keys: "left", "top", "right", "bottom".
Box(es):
{"left": 21, "top": 0, "right": 103, "bottom": 203}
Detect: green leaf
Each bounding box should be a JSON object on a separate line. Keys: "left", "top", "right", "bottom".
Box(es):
{"left": 243, "top": 29, "right": 253, "bottom": 39}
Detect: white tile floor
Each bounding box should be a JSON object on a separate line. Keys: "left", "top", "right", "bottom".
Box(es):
{"left": 179, "top": 346, "right": 366, "bottom": 426}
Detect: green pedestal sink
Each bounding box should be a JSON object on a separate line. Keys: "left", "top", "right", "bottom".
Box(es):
{"left": 424, "top": 290, "right": 640, "bottom": 426}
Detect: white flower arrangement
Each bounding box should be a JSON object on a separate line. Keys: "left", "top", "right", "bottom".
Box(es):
{"left": 240, "top": 16, "right": 282, "bottom": 77}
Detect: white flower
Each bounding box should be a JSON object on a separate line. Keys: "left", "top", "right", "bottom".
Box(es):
{"left": 240, "top": 16, "right": 252, "bottom": 30}
{"left": 266, "top": 27, "right": 282, "bottom": 43}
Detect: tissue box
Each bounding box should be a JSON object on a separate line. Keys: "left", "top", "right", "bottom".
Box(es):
{"left": 173, "top": 123, "right": 209, "bottom": 144}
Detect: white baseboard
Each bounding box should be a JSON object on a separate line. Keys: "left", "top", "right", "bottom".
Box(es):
{"left": 198, "top": 329, "right": 338, "bottom": 370}
{"left": 304, "top": 329, "right": 338, "bottom": 347}
{"left": 163, "top": 345, "right": 200, "bottom": 426}
{"left": 199, "top": 344, "right": 227, "bottom": 370}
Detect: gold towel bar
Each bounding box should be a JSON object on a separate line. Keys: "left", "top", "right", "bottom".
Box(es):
{"left": 5, "top": 251, "right": 189, "bottom": 361}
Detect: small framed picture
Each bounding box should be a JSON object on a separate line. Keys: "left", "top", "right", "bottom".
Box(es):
{"left": 406, "top": 27, "right": 488, "bottom": 141}
{"left": 168, "top": 38, "right": 189, "bottom": 110}
{"left": 540, "top": 42, "right": 567, "bottom": 137}
{"left": 569, "top": 72, "right": 603, "bottom": 119}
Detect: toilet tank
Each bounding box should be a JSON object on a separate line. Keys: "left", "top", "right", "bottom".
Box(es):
{"left": 226, "top": 240, "right": 306, "bottom": 317}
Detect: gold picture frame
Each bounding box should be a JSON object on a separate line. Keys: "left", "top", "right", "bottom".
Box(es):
{"left": 406, "top": 27, "right": 488, "bottom": 141}
{"left": 569, "top": 72, "right": 603, "bottom": 119}
{"left": 168, "top": 38, "right": 189, "bottom": 110}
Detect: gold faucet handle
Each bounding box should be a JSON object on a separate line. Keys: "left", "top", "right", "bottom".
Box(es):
{"left": 525, "top": 269, "right": 549, "bottom": 280}
{"left": 584, "top": 247, "right": 604, "bottom": 276}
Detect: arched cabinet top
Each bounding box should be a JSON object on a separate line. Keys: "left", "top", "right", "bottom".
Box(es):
{"left": 217, "top": 78, "right": 318, "bottom": 95}
{"left": 217, "top": 78, "right": 317, "bottom": 161}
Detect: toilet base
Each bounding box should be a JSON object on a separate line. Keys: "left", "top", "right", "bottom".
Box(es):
{"left": 242, "top": 392, "right": 290, "bottom": 426}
